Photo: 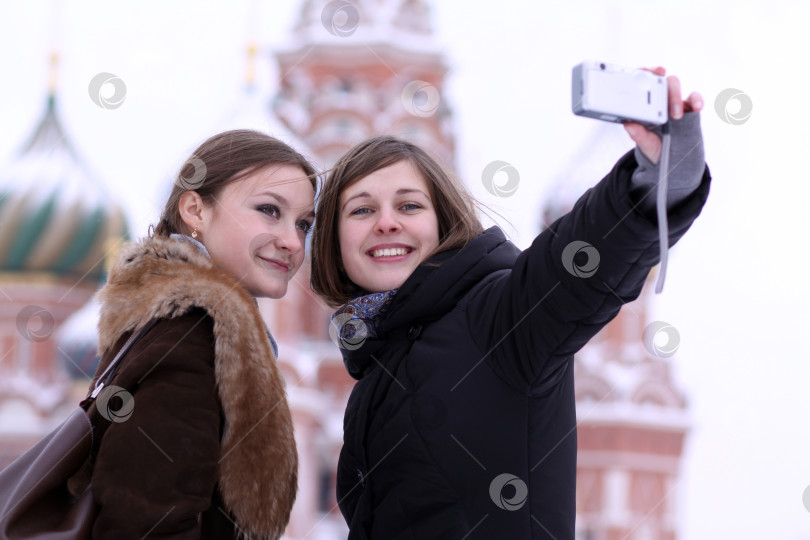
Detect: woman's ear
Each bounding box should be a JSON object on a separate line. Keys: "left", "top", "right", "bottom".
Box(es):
{"left": 178, "top": 191, "right": 207, "bottom": 236}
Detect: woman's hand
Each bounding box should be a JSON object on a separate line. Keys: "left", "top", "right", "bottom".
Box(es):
{"left": 623, "top": 67, "right": 704, "bottom": 165}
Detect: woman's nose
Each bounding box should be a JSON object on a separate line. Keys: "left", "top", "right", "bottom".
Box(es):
{"left": 374, "top": 208, "right": 401, "bottom": 234}
{"left": 275, "top": 224, "right": 303, "bottom": 253}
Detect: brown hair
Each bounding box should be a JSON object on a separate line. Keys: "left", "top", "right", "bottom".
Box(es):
{"left": 310, "top": 135, "right": 484, "bottom": 307}
{"left": 152, "top": 129, "right": 317, "bottom": 237}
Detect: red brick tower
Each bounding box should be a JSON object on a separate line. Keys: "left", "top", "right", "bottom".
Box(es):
{"left": 272, "top": 0, "right": 454, "bottom": 168}
{"left": 574, "top": 281, "right": 689, "bottom": 540}
{"left": 266, "top": 2, "right": 457, "bottom": 537}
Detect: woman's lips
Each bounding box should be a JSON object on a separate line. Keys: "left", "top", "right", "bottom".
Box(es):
{"left": 369, "top": 246, "right": 412, "bottom": 258}
{"left": 259, "top": 256, "right": 291, "bottom": 272}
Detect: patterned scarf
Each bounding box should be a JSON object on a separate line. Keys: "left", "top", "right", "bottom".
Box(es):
{"left": 331, "top": 290, "right": 398, "bottom": 347}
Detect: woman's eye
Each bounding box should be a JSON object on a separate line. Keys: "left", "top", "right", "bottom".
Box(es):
{"left": 258, "top": 205, "right": 280, "bottom": 218}
{"left": 297, "top": 220, "right": 313, "bottom": 234}
{"left": 350, "top": 207, "right": 372, "bottom": 216}
{"left": 401, "top": 203, "right": 422, "bottom": 211}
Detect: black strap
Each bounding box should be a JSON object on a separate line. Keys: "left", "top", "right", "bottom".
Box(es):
{"left": 85, "top": 319, "right": 157, "bottom": 403}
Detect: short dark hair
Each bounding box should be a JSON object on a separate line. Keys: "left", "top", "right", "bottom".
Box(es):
{"left": 152, "top": 129, "right": 317, "bottom": 237}
{"left": 310, "top": 135, "right": 483, "bottom": 307}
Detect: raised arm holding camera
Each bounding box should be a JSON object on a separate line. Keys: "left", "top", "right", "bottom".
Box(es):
{"left": 310, "top": 67, "right": 710, "bottom": 539}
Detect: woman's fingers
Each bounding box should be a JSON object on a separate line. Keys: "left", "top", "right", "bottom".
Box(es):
{"left": 666, "top": 75, "right": 683, "bottom": 119}
{"left": 684, "top": 91, "right": 704, "bottom": 113}
{"left": 645, "top": 66, "right": 666, "bottom": 77}
{"left": 624, "top": 121, "right": 662, "bottom": 165}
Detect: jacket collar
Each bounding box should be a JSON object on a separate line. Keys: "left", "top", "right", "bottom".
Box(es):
{"left": 341, "top": 227, "right": 520, "bottom": 378}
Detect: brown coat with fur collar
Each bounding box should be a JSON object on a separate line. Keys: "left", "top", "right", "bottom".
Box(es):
{"left": 80, "top": 235, "right": 297, "bottom": 539}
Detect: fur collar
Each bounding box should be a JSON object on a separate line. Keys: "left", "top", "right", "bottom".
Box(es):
{"left": 97, "top": 235, "right": 297, "bottom": 539}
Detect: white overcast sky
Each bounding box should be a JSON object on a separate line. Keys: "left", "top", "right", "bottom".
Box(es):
{"left": 1, "top": 1, "right": 809, "bottom": 538}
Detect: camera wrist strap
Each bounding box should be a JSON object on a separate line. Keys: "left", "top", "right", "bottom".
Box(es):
{"left": 654, "top": 122, "right": 672, "bottom": 294}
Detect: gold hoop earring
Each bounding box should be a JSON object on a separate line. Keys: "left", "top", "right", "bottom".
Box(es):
{"left": 191, "top": 228, "right": 198, "bottom": 239}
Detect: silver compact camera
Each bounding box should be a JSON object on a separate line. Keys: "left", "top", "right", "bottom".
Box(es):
{"left": 572, "top": 61, "right": 668, "bottom": 126}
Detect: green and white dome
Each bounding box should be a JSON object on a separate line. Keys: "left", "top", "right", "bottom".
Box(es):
{"left": 0, "top": 95, "right": 128, "bottom": 283}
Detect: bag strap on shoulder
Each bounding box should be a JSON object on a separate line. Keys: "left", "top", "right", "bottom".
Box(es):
{"left": 86, "top": 319, "right": 158, "bottom": 402}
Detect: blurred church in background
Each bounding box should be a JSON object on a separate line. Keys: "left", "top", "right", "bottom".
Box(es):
{"left": 0, "top": 1, "right": 689, "bottom": 539}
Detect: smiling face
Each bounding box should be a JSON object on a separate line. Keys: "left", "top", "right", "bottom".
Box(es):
{"left": 338, "top": 159, "right": 440, "bottom": 293}
{"left": 191, "top": 164, "right": 315, "bottom": 298}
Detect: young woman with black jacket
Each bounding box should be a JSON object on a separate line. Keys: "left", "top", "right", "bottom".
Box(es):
{"left": 310, "top": 69, "right": 711, "bottom": 539}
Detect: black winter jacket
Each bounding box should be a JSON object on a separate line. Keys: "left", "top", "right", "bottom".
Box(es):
{"left": 336, "top": 151, "right": 711, "bottom": 539}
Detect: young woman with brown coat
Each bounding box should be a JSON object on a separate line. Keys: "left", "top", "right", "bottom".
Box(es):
{"left": 69, "top": 130, "right": 316, "bottom": 539}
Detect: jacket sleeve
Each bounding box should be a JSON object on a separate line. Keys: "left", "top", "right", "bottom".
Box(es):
{"left": 90, "top": 310, "right": 222, "bottom": 540}
{"left": 469, "top": 150, "right": 711, "bottom": 392}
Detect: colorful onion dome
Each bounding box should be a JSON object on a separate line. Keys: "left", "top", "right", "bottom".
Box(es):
{"left": 0, "top": 95, "right": 128, "bottom": 283}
